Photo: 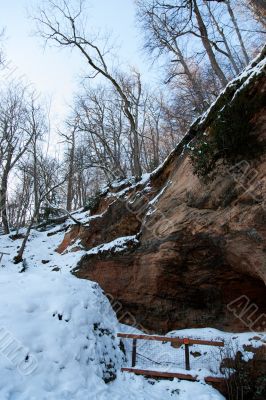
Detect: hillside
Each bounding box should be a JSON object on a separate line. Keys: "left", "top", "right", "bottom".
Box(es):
{"left": 0, "top": 45, "right": 265, "bottom": 400}
{"left": 0, "top": 216, "right": 236, "bottom": 399}
{"left": 1, "top": 207, "right": 265, "bottom": 399}
{"left": 55, "top": 47, "right": 266, "bottom": 334}
{"left": 1, "top": 1, "right": 266, "bottom": 399}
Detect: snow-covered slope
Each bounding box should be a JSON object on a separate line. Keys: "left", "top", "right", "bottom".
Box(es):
{"left": 0, "top": 267, "right": 123, "bottom": 399}
{"left": 0, "top": 219, "right": 228, "bottom": 399}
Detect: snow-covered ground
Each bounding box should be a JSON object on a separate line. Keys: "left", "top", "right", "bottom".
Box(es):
{"left": 0, "top": 216, "right": 263, "bottom": 399}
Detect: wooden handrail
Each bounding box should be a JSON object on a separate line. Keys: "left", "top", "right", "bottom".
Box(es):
{"left": 118, "top": 332, "right": 225, "bottom": 376}
{"left": 117, "top": 333, "right": 224, "bottom": 347}
{"left": 121, "top": 367, "right": 197, "bottom": 381}
{"left": 121, "top": 368, "right": 225, "bottom": 383}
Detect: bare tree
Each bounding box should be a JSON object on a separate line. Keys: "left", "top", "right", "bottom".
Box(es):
{"left": 192, "top": 0, "right": 228, "bottom": 85}
{"left": 14, "top": 154, "right": 66, "bottom": 263}
{"left": 34, "top": 0, "right": 143, "bottom": 178}
{"left": 136, "top": 0, "right": 264, "bottom": 139}
{"left": 25, "top": 94, "right": 48, "bottom": 223}
{"left": 117, "top": 69, "right": 144, "bottom": 175}
{"left": 205, "top": 1, "right": 241, "bottom": 74}
{"left": 136, "top": 0, "right": 230, "bottom": 86}
{"left": 225, "top": 0, "right": 250, "bottom": 64}
{"left": 137, "top": 0, "right": 265, "bottom": 84}
{"left": 0, "top": 84, "right": 36, "bottom": 234}
{"left": 7, "top": 165, "right": 33, "bottom": 232}
{"left": 59, "top": 117, "right": 79, "bottom": 212}
{"left": 75, "top": 85, "right": 127, "bottom": 180}
{"left": 73, "top": 71, "right": 178, "bottom": 181}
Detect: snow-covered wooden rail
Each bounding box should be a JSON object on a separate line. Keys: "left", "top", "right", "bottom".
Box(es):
{"left": 117, "top": 333, "right": 225, "bottom": 383}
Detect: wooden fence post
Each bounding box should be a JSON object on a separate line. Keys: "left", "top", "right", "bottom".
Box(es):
{"left": 132, "top": 339, "right": 137, "bottom": 367}
{"left": 184, "top": 339, "right": 190, "bottom": 371}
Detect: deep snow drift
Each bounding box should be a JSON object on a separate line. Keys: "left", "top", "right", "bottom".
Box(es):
{"left": 0, "top": 213, "right": 263, "bottom": 399}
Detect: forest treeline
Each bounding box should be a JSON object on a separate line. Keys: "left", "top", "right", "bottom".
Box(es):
{"left": 0, "top": 0, "right": 265, "bottom": 245}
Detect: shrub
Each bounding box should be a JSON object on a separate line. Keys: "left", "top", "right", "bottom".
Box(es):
{"left": 189, "top": 73, "right": 264, "bottom": 179}
{"left": 84, "top": 191, "right": 101, "bottom": 213}
{"left": 219, "top": 342, "right": 266, "bottom": 400}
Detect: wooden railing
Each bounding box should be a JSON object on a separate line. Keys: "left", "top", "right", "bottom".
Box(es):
{"left": 117, "top": 332, "right": 225, "bottom": 383}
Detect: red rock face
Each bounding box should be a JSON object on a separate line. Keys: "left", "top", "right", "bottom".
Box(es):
{"left": 56, "top": 225, "right": 81, "bottom": 253}
{"left": 59, "top": 50, "right": 266, "bottom": 334}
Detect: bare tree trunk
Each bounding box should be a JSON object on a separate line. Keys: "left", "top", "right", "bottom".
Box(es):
{"left": 66, "top": 137, "right": 75, "bottom": 212}
{"left": 14, "top": 174, "right": 67, "bottom": 263}
{"left": 13, "top": 213, "right": 36, "bottom": 264}
{"left": 132, "top": 131, "right": 142, "bottom": 178}
{"left": 0, "top": 171, "right": 9, "bottom": 234}
{"left": 33, "top": 138, "right": 40, "bottom": 223}
{"left": 205, "top": 1, "right": 240, "bottom": 75}
{"left": 0, "top": 151, "right": 12, "bottom": 234}
{"left": 193, "top": 0, "right": 228, "bottom": 86}
{"left": 174, "top": 42, "right": 208, "bottom": 111}
{"left": 127, "top": 71, "right": 143, "bottom": 179}
{"left": 226, "top": 0, "right": 250, "bottom": 65}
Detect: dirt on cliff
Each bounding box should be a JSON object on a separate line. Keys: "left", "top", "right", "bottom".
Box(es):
{"left": 57, "top": 48, "right": 266, "bottom": 334}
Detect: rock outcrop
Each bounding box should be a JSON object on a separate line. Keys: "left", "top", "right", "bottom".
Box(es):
{"left": 58, "top": 49, "right": 266, "bottom": 334}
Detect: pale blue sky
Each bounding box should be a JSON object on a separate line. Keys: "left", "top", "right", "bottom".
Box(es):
{"left": 0, "top": 0, "right": 158, "bottom": 129}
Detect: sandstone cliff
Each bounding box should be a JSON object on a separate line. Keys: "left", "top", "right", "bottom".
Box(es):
{"left": 57, "top": 48, "right": 266, "bottom": 334}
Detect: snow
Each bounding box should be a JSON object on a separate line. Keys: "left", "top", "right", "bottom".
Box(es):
{"left": 107, "top": 185, "right": 132, "bottom": 199}
{"left": 110, "top": 178, "right": 135, "bottom": 189}
{"left": 136, "top": 173, "right": 151, "bottom": 186}
{"left": 85, "top": 235, "right": 139, "bottom": 256}
{"left": 146, "top": 180, "right": 172, "bottom": 217}
{"left": 0, "top": 267, "right": 123, "bottom": 399}
{"left": 1, "top": 216, "right": 261, "bottom": 399}
{"left": 111, "top": 174, "right": 151, "bottom": 190}
{"left": 69, "top": 209, "right": 104, "bottom": 226}
{"left": 102, "top": 173, "right": 152, "bottom": 201}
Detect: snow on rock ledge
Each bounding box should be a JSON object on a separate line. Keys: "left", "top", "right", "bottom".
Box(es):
{"left": 86, "top": 235, "right": 139, "bottom": 255}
